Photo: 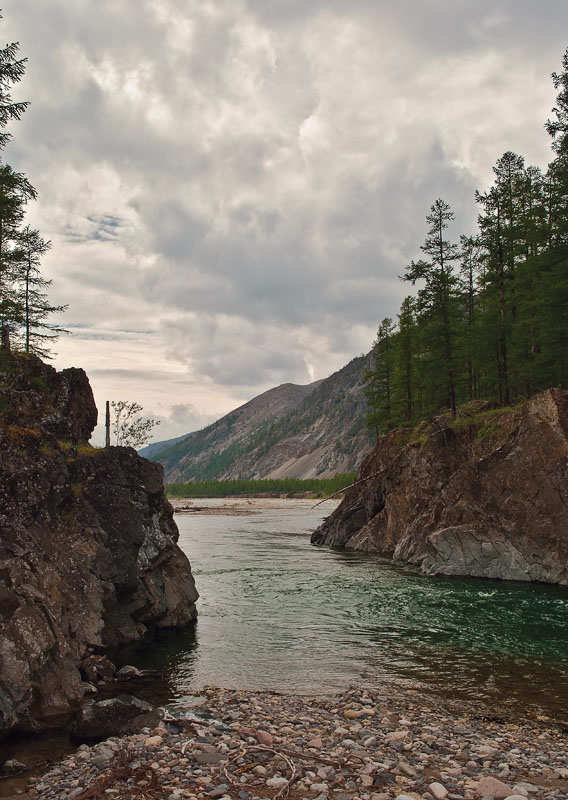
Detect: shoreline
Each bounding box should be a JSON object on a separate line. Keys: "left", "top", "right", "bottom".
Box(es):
{"left": 16, "top": 683, "right": 568, "bottom": 800}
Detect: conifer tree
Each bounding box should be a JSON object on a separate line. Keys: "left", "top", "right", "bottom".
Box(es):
{"left": 402, "top": 199, "right": 461, "bottom": 416}
{"left": 15, "top": 226, "right": 68, "bottom": 355}
{"left": 364, "top": 318, "right": 396, "bottom": 436}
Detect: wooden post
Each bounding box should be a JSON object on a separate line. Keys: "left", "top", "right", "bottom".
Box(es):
{"left": 105, "top": 401, "right": 110, "bottom": 448}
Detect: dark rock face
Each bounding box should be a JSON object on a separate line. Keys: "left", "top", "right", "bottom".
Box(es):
{"left": 312, "top": 389, "right": 568, "bottom": 585}
{"left": 0, "top": 353, "right": 97, "bottom": 443}
{"left": 0, "top": 353, "right": 198, "bottom": 735}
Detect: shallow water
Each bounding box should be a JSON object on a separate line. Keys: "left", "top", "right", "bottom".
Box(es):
{"left": 120, "top": 498, "right": 568, "bottom": 718}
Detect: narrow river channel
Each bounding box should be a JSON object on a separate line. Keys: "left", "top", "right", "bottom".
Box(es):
{"left": 120, "top": 498, "right": 568, "bottom": 718}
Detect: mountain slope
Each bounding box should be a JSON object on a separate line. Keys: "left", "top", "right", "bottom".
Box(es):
{"left": 149, "top": 356, "right": 373, "bottom": 482}
{"left": 145, "top": 380, "right": 322, "bottom": 481}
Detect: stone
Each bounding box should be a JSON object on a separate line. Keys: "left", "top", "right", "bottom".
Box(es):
{"left": 308, "top": 735, "right": 323, "bottom": 748}
{"left": 429, "top": 782, "right": 449, "bottom": 800}
{"left": 256, "top": 729, "right": 273, "bottom": 746}
{"left": 476, "top": 745, "right": 500, "bottom": 758}
{"left": 387, "top": 730, "right": 411, "bottom": 742}
{"left": 309, "top": 783, "right": 329, "bottom": 793}
{"left": 2, "top": 759, "right": 27, "bottom": 773}
{"left": 81, "top": 655, "right": 117, "bottom": 683}
{"left": 476, "top": 777, "right": 514, "bottom": 799}
{"left": 70, "top": 695, "right": 163, "bottom": 742}
{"left": 145, "top": 735, "right": 163, "bottom": 747}
{"left": 266, "top": 777, "right": 289, "bottom": 789}
{"left": 194, "top": 752, "right": 227, "bottom": 765}
{"left": 317, "top": 766, "right": 336, "bottom": 781}
{"left": 116, "top": 665, "right": 143, "bottom": 679}
{"left": 209, "top": 785, "right": 230, "bottom": 798}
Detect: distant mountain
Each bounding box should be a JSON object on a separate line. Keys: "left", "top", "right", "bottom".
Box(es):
{"left": 145, "top": 355, "right": 373, "bottom": 482}
{"left": 138, "top": 433, "right": 188, "bottom": 459}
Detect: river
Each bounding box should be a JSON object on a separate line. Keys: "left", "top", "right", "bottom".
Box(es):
{"left": 119, "top": 498, "right": 568, "bottom": 718}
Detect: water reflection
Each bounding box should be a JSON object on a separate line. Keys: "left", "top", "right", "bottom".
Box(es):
{"left": 121, "top": 499, "right": 568, "bottom": 717}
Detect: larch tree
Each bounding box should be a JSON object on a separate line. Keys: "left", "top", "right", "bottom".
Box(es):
{"left": 402, "top": 199, "right": 461, "bottom": 416}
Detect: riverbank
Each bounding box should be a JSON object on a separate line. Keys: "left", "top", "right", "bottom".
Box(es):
{"left": 22, "top": 684, "right": 568, "bottom": 800}
{"left": 168, "top": 497, "right": 338, "bottom": 515}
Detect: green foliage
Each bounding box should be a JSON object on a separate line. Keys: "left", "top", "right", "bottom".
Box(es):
{"left": 363, "top": 47, "right": 568, "bottom": 430}
{"left": 29, "top": 375, "right": 49, "bottom": 393}
{"left": 364, "top": 318, "right": 396, "bottom": 438}
{"left": 111, "top": 400, "right": 161, "bottom": 448}
{"left": 165, "top": 474, "right": 357, "bottom": 499}
{"left": 58, "top": 440, "right": 103, "bottom": 458}
{"left": 0, "top": 14, "right": 65, "bottom": 356}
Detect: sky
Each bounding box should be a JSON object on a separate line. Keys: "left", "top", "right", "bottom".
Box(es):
{"left": 2, "top": 1, "right": 568, "bottom": 444}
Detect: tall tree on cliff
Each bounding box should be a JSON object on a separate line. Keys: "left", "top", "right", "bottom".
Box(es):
{"left": 364, "top": 318, "right": 396, "bottom": 437}
{"left": 0, "top": 13, "right": 63, "bottom": 355}
{"left": 539, "top": 47, "right": 568, "bottom": 387}
{"left": 0, "top": 164, "right": 36, "bottom": 348}
{"left": 0, "top": 18, "right": 31, "bottom": 350}
{"left": 402, "top": 199, "right": 461, "bottom": 417}
{"left": 14, "top": 225, "right": 67, "bottom": 355}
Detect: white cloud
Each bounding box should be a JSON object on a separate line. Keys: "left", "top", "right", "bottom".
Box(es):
{"left": 1, "top": 0, "right": 567, "bottom": 442}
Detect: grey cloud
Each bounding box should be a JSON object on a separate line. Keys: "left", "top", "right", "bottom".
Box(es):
{"left": 2, "top": 0, "right": 566, "bottom": 417}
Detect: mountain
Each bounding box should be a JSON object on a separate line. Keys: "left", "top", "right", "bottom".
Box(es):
{"left": 145, "top": 355, "right": 374, "bottom": 482}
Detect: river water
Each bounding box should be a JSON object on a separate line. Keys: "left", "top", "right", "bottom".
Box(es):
{"left": 120, "top": 498, "right": 568, "bottom": 718}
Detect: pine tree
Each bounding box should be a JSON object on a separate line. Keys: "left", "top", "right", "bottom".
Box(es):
{"left": 402, "top": 199, "right": 461, "bottom": 416}
{"left": 0, "top": 165, "right": 36, "bottom": 347}
{"left": 14, "top": 226, "right": 68, "bottom": 356}
{"left": 364, "top": 318, "right": 396, "bottom": 436}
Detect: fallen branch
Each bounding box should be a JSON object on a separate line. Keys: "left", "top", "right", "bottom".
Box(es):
{"left": 312, "top": 470, "right": 385, "bottom": 509}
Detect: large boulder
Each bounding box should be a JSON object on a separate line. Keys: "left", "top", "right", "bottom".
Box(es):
{"left": 312, "top": 389, "right": 568, "bottom": 585}
{"left": 70, "top": 695, "right": 163, "bottom": 742}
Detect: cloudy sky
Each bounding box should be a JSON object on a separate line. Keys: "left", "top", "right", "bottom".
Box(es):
{"left": 2, "top": 1, "right": 568, "bottom": 444}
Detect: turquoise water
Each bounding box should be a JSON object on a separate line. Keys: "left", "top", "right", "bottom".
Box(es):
{"left": 124, "top": 499, "right": 568, "bottom": 716}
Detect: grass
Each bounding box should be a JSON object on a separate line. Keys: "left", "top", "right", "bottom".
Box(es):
{"left": 58, "top": 441, "right": 104, "bottom": 458}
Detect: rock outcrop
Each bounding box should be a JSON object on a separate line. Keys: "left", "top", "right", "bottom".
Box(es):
{"left": 0, "top": 353, "right": 198, "bottom": 735}
{"left": 312, "top": 389, "right": 568, "bottom": 585}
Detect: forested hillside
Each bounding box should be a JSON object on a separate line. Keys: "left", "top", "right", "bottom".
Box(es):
{"left": 148, "top": 356, "right": 373, "bottom": 481}
{"left": 365, "top": 49, "right": 568, "bottom": 432}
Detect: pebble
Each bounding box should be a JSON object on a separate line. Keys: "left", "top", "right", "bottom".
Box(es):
{"left": 430, "top": 781, "right": 449, "bottom": 799}
{"left": 26, "top": 686, "right": 568, "bottom": 800}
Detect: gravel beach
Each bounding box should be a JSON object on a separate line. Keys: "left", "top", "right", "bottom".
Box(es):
{"left": 25, "top": 685, "right": 568, "bottom": 800}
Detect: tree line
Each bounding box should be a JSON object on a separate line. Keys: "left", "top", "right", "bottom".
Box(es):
{"left": 365, "top": 48, "right": 568, "bottom": 435}
{"left": 165, "top": 474, "right": 357, "bottom": 499}
{"left": 0, "top": 15, "right": 65, "bottom": 358}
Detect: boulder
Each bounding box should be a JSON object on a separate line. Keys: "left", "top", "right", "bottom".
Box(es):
{"left": 70, "top": 695, "right": 163, "bottom": 742}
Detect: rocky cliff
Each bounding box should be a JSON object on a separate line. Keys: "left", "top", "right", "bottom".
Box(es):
{"left": 0, "top": 353, "right": 198, "bottom": 735}
{"left": 312, "top": 389, "right": 568, "bottom": 584}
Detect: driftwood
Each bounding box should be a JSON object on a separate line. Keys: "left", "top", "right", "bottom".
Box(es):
{"left": 312, "top": 469, "right": 385, "bottom": 509}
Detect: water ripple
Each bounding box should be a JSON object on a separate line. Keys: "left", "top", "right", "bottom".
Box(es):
{"left": 119, "top": 499, "right": 568, "bottom": 715}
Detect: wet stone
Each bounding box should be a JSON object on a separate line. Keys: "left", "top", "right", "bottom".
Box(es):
{"left": 28, "top": 686, "right": 568, "bottom": 800}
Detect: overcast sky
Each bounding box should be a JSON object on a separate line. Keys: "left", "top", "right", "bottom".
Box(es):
{"left": 2, "top": 1, "right": 568, "bottom": 444}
